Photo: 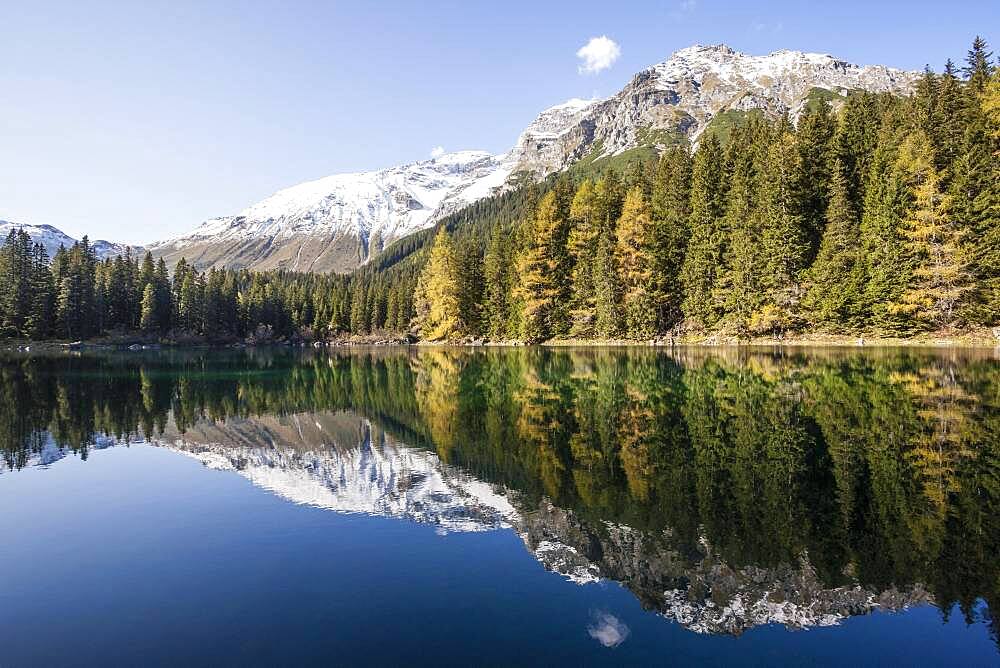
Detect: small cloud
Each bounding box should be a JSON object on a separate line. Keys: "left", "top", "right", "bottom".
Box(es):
{"left": 576, "top": 36, "right": 621, "bottom": 75}
{"left": 430, "top": 146, "right": 445, "bottom": 159}
{"left": 587, "top": 611, "right": 630, "bottom": 648}
{"left": 670, "top": 0, "right": 697, "bottom": 19}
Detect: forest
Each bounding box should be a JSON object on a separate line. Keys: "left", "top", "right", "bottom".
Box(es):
{"left": 0, "top": 38, "right": 996, "bottom": 344}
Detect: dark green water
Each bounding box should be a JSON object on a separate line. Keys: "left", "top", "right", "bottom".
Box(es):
{"left": 1, "top": 346, "right": 999, "bottom": 665}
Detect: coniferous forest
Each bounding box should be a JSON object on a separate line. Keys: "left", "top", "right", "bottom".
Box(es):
{"left": 1, "top": 38, "right": 997, "bottom": 344}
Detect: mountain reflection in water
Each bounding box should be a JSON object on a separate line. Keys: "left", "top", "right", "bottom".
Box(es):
{"left": 2, "top": 346, "right": 998, "bottom": 641}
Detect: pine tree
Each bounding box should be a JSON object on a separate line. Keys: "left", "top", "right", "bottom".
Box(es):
{"left": 615, "top": 187, "right": 657, "bottom": 339}
{"left": 757, "top": 128, "right": 808, "bottom": 333}
{"left": 482, "top": 226, "right": 513, "bottom": 339}
{"left": 803, "top": 159, "right": 864, "bottom": 329}
{"left": 717, "top": 120, "right": 768, "bottom": 333}
{"left": 794, "top": 100, "right": 836, "bottom": 261}
{"left": 140, "top": 283, "right": 158, "bottom": 333}
{"left": 681, "top": 134, "right": 727, "bottom": 329}
{"left": 593, "top": 228, "right": 622, "bottom": 339}
{"left": 955, "top": 71, "right": 1000, "bottom": 324}
{"left": 26, "top": 244, "right": 54, "bottom": 339}
{"left": 964, "top": 36, "right": 994, "bottom": 91}
{"left": 650, "top": 146, "right": 692, "bottom": 331}
{"left": 835, "top": 92, "right": 882, "bottom": 216}
{"left": 860, "top": 134, "right": 911, "bottom": 334}
{"left": 568, "top": 179, "right": 600, "bottom": 336}
{"left": 456, "top": 238, "right": 484, "bottom": 335}
{"left": 412, "top": 229, "right": 464, "bottom": 341}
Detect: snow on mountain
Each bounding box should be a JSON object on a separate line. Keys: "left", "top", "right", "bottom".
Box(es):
{"left": 150, "top": 44, "right": 921, "bottom": 273}
{"left": 147, "top": 150, "right": 514, "bottom": 274}
{"left": 510, "top": 44, "right": 920, "bottom": 175}
{"left": 0, "top": 220, "right": 141, "bottom": 260}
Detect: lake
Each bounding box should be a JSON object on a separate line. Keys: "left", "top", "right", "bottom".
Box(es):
{"left": 1, "top": 346, "right": 998, "bottom": 666}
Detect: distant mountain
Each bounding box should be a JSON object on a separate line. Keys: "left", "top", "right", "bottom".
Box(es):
{"left": 147, "top": 150, "right": 514, "bottom": 274}
{"left": 0, "top": 220, "right": 141, "bottom": 260}
{"left": 143, "top": 44, "right": 918, "bottom": 274}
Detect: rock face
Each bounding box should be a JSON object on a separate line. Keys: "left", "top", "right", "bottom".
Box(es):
{"left": 509, "top": 44, "right": 920, "bottom": 176}
{"left": 148, "top": 44, "right": 920, "bottom": 274}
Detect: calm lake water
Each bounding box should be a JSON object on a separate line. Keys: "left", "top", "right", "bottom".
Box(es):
{"left": 1, "top": 346, "right": 999, "bottom": 666}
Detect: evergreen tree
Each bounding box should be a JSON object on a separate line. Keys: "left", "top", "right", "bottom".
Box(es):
{"left": 964, "top": 36, "right": 994, "bottom": 91}
{"left": 681, "top": 134, "right": 727, "bottom": 329}
{"left": 140, "top": 283, "right": 158, "bottom": 334}
{"left": 860, "top": 132, "right": 911, "bottom": 333}
{"left": 794, "top": 100, "right": 836, "bottom": 260}
{"left": 568, "top": 179, "right": 600, "bottom": 336}
{"left": 593, "top": 228, "right": 622, "bottom": 339}
{"left": 757, "top": 128, "right": 808, "bottom": 333}
{"left": 804, "top": 160, "right": 864, "bottom": 329}
{"left": 650, "top": 146, "right": 692, "bottom": 331}
{"left": 482, "top": 226, "right": 514, "bottom": 339}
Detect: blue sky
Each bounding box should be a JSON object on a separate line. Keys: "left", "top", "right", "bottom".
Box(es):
{"left": 1, "top": 0, "right": 995, "bottom": 244}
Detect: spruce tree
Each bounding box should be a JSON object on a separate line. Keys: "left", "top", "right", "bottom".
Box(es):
{"left": 964, "top": 36, "right": 994, "bottom": 91}
{"left": 794, "top": 100, "right": 836, "bottom": 260}
{"left": 680, "top": 134, "right": 727, "bottom": 329}
{"left": 803, "top": 159, "right": 864, "bottom": 329}
{"left": 482, "top": 225, "right": 514, "bottom": 340}
{"left": 758, "top": 128, "right": 808, "bottom": 332}
{"left": 650, "top": 146, "right": 692, "bottom": 331}
{"left": 860, "top": 134, "right": 911, "bottom": 334}
{"left": 568, "top": 179, "right": 600, "bottom": 336}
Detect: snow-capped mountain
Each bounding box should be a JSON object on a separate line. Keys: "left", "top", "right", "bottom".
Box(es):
{"left": 150, "top": 44, "right": 920, "bottom": 273}
{"left": 510, "top": 44, "right": 920, "bottom": 175}
{"left": 147, "top": 150, "right": 514, "bottom": 274}
{"left": 0, "top": 220, "right": 141, "bottom": 260}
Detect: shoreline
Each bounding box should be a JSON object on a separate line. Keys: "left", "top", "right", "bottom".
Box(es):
{"left": 3, "top": 330, "right": 999, "bottom": 353}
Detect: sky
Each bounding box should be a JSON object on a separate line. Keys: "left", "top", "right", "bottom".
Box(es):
{"left": 1, "top": 0, "right": 996, "bottom": 244}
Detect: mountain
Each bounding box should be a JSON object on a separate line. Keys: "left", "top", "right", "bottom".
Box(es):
{"left": 150, "top": 44, "right": 920, "bottom": 274}
{"left": 147, "top": 151, "right": 515, "bottom": 274}
{"left": 510, "top": 44, "right": 920, "bottom": 176}
{"left": 0, "top": 220, "right": 141, "bottom": 260}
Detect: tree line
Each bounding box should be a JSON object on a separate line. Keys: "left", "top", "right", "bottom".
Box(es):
{"left": 0, "top": 232, "right": 419, "bottom": 342}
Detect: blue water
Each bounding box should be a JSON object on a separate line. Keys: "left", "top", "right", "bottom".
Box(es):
{"left": 2, "top": 444, "right": 996, "bottom": 667}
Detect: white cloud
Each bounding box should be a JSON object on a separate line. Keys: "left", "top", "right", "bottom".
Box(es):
{"left": 576, "top": 36, "right": 621, "bottom": 75}
{"left": 430, "top": 146, "right": 445, "bottom": 159}
{"left": 587, "top": 612, "right": 630, "bottom": 647}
